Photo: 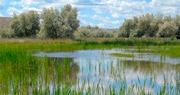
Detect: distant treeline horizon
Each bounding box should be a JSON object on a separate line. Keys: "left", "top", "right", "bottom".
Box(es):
{"left": 0, "top": 4, "right": 180, "bottom": 39}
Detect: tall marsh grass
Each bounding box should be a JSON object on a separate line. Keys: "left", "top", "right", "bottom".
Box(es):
{"left": 0, "top": 38, "right": 180, "bottom": 94}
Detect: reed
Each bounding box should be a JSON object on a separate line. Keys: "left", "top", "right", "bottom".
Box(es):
{"left": 0, "top": 38, "right": 180, "bottom": 94}
{"left": 110, "top": 53, "right": 134, "bottom": 58}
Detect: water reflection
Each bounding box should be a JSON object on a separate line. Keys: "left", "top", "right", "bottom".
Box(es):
{"left": 34, "top": 48, "right": 180, "bottom": 64}
{"left": 123, "top": 60, "right": 177, "bottom": 75}
{"left": 47, "top": 57, "right": 80, "bottom": 85}
{"left": 175, "top": 65, "right": 180, "bottom": 93}
{"left": 122, "top": 60, "right": 179, "bottom": 94}
{"left": 0, "top": 57, "right": 80, "bottom": 95}
{"left": 33, "top": 49, "right": 180, "bottom": 94}
{"left": 1, "top": 49, "right": 180, "bottom": 94}
{"left": 54, "top": 57, "right": 179, "bottom": 94}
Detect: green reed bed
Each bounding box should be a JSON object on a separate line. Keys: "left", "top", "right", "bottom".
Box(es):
{"left": 0, "top": 57, "right": 178, "bottom": 94}
{"left": 157, "top": 46, "right": 180, "bottom": 58}
{"left": 0, "top": 38, "right": 180, "bottom": 94}
{"left": 0, "top": 49, "right": 38, "bottom": 94}
{"left": 110, "top": 53, "right": 134, "bottom": 58}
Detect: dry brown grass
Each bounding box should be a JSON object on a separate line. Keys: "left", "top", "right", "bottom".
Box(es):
{"left": 0, "top": 17, "right": 12, "bottom": 29}
{"left": 0, "top": 38, "right": 76, "bottom": 44}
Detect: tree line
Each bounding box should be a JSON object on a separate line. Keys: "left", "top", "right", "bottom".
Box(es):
{"left": 9, "top": 4, "right": 80, "bottom": 39}
{"left": 118, "top": 13, "right": 180, "bottom": 38}
{"left": 74, "top": 25, "right": 115, "bottom": 39}
{"left": 0, "top": 4, "right": 180, "bottom": 39}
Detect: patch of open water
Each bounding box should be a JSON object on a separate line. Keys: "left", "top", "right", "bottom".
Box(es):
{"left": 34, "top": 48, "right": 180, "bottom": 64}
{"left": 34, "top": 48, "right": 180, "bottom": 94}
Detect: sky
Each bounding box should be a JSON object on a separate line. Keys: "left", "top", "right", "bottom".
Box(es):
{"left": 0, "top": 0, "right": 180, "bottom": 29}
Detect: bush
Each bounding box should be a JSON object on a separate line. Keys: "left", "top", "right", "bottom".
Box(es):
{"left": 11, "top": 11, "right": 40, "bottom": 37}
{"left": 38, "top": 4, "right": 80, "bottom": 39}
{"left": 0, "top": 29, "right": 14, "bottom": 38}
{"left": 73, "top": 25, "right": 114, "bottom": 39}
{"left": 157, "top": 21, "right": 178, "bottom": 37}
{"left": 118, "top": 13, "right": 179, "bottom": 38}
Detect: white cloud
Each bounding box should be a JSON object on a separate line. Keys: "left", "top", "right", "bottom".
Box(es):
{"left": 79, "top": 14, "right": 89, "bottom": 18}
{"left": 80, "top": 20, "right": 95, "bottom": 27}
{"left": 7, "top": 7, "right": 22, "bottom": 16}
{"left": 5, "top": 0, "right": 180, "bottom": 28}
{"left": 11, "top": 0, "right": 79, "bottom": 7}
{"left": 0, "top": 13, "right": 3, "bottom": 17}
{"left": 150, "top": 0, "right": 180, "bottom": 15}
{"left": 10, "top": 0, "right": 37, "bottom": 7}
{"left": 91, "top": 14, "right": 121, "bottom": 28}
{"left": 88, "top": 0, "right": 180, "bottom": 19}
{"left": 92, "top": 15, "right": 109, "bottom": 21}
{"left": 162, "top": 7, "right": 176, "bottom": 14}
{"left": 9, "top": 0, "right": 80, "bottom": 14}
{"left": 87, "top": 0, "right": 149, "bottom": 20}
{"left": 112, "top": 13, "right": 120, "bottom": 18}
{"left": 78, "top": 14, "right": 120, "bottom": 28}
{"left": 112, "top": 20, "right": 120, "bottom": 24}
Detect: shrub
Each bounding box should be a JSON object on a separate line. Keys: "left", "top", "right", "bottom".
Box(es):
{"left": 0, "top": 29, "right": 14, "bottom": 38}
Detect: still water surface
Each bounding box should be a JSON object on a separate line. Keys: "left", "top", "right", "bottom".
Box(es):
{"left": 34, "top": 48, "right": 180, "bottom": 94}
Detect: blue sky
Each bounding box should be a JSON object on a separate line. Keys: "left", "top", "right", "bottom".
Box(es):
{"left": 0, "top": 0, "right": 180, "bottom": 29}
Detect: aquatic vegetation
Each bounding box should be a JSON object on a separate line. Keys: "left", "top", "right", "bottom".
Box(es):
{"left": 110, "top": 53, "right": 134, "bottom": 58}
{"left": 0, "top": 38, "right": 180, "bottom": 94}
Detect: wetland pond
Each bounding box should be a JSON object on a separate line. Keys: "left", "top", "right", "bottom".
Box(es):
{"left": 33, "top": 48, "right": 180, "bottom": 94}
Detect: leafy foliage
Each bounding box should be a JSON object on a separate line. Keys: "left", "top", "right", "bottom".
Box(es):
{"left": 157, "top": 21, "right": 178, "bottom": 37}
{"left": 118, "top": 13, "right": 180, "bottom": 38}
{"left": 0, "top": 28, "right": 13, "bottom": 38}
{"left": 6, "top": 7, "right": 180, "bottom": 39}
{"left": 74, "top": 25, "right": 114, "bottom": 39}
{"left": 174, "top": 15, "right": 180, "bottom": 35}
{"left": 11, "top": 10, "right": 40, "bottom": 37}
{"left": 38, "top": 4, "right": 80, "bottom": 39}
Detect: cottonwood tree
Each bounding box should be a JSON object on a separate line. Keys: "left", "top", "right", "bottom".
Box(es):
{"left": 174, "top": 15, "right": 180, "bottom": 36}
{"left": 38, "top": 8, "right": 59, "bottom": 38}
{"left": 60, "top": 4, "right": 80, "bottom": 38}
{"left": 11, "top": 13, "right": 27, "bottom": 37}
{"left": 38, "top": 4, "right": 80, "bottom": 39}
{"left": 73, "top": 26, "right": 91, "bottom": 39}
{"left": 119, "top": 17, "right": 138, "bottom": 37}
{"left": 11, "top": 11, "right": 40, "bottom": 37}
{"left": 119, "top": 19, "right": 133, "bottom": 37}
{"left": 11, "top": 14, "right": 20, "bottom": 36}
{"left": 74, "top": 25, "right": 114, "bottom": 39}
{"left": 156, "top": 15, "right": 177, "bottom": 37}
{"left": 137, "top": 13, "right": 154, "bottom": 37}
{"left": 157, "top": 21, "right": 178, "bottom": 37}
{"left": 118, "top": 13, "right": 180, "bottom": 38}
{"left": 149, "top": 14, "right": 163, "bottom": 37}
{"left": 26, "top": 10, "right": 40, "bottom": 36}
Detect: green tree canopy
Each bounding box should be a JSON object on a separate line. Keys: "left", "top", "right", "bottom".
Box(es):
{"left": 74, "top": 25, "right": 114, "bottom": 39}
{"left": 118, "top": 13, "right": 179, "bottom": 38}
{"left": 11, "top": 10, "right": 40, "bottom": 37}
{"left": 38, "top": 4, "right": 80, "bottom": 39}
{"left": 157, "top": 21, "right": 178, "bottom": 37}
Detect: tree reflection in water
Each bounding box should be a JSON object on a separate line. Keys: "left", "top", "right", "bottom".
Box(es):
{"left": 175, "top": 64, "right": 180, "bottom": 94}
{"left": 123, "top": 60, "right": 177, "bottom": 75}
{"left": 122, "top": 60, "right": 180, "bottom": 94}
{"left": 47, "top": 57, "right": 80, "bottom": 86}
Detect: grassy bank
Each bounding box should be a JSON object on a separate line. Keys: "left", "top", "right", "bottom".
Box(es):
{"left": 1, "top": 38, "right": 180, "bottom": 57}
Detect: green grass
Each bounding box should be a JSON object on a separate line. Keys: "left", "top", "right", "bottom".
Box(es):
{"left": 0, "top": 38, "right": 180, "bottom": 94}
{"left": 110, "top": 53, "right": 134, "bottom": 57}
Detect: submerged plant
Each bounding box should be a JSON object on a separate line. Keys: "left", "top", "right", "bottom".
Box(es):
{"left": 110, "top": 53, "right": 134, "bottom": 58}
